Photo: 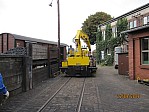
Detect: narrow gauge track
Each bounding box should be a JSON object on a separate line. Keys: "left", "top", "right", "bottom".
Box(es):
{"left": 76, "top": 78, "right": 86, "bottom": 112}
{"left": 37, "top": 77, "right": 72, "bottom": 112}
{"left": 0, "top": 75, "right": 71, "bottom": 112}
{"left": 37, "top": 77, "right": 86, "bottom": 112}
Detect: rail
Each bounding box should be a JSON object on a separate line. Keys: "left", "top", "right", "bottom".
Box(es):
{"left": 76, "top": 78, "right": 86, "bottom": 112}
{"left": 37, "top": 77, "right": 71, "bottom": 112}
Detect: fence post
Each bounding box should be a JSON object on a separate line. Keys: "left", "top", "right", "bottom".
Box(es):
{"left": 22, "top": 42, "right": 33, "bottom": 91}
{"left": 22, "top": 56, "right": 29, "bottom": 91}
{"left": 48, "top": 46, "right": 50, "bottom": 78}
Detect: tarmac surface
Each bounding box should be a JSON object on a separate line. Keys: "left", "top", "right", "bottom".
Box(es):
{"left": 0, "top": 66, "right": 149, "bottom": 112}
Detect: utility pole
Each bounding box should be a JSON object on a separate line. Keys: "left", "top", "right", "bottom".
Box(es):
{"left": 57, "top": 0, "right": 60, "bottom": 74}
{"left": 49, "top": 0, "right": 61, "bottom": 74}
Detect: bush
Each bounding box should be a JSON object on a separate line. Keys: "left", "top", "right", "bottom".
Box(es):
{"left": 100, "top": 54, "right": 113, "bottom": 66}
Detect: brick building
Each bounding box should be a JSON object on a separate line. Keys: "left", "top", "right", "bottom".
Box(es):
{"left": 122, "top": 25, "right": 149, "bottom": 80}
{"left": 98, "top": 3, "right": 149, "bottom": 54}
{"left": 98, "top": 3, "right": 149, "bottom": 80}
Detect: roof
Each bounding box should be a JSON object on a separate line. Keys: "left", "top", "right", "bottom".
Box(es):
{"left": 99, "top": 3, "right": 149, "bottom": 27}
{"left": 8, "top": 33, "right": 67, "bottom": 46}
{"left": 121, "top": 24, "right": 149, "bottom": 34}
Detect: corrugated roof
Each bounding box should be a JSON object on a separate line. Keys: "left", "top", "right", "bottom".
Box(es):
{"left": 10, "top": 33, "right": 67, "bottom": 46}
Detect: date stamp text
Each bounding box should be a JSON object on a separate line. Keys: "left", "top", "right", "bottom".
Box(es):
{"left": 117, "top": 94, "right": 141, "bottom": 99}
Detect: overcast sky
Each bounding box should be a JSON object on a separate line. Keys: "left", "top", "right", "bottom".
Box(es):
{"left": 0, "top": 0, "right": 148, "bottom": 50}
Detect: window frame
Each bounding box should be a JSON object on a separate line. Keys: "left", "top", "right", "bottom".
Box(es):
{"left": 129, "top": 20, "right": 137, "bottom": 29}
{"left": 129, "top": 21, "right": 133, "bottom": 29}
{"left": 141, "top": 37, "right": 149, "bottom": 65}
{"left": 112, "top": 26, "right": 117, "bottom": 38}
{"left": 107, "top": 48, "right": 111, "bottom": 56}
{"left": 147, "top": 16, "right": 149, "bottom": 23}
{"left": 133, "top": 20, "right": 137, "bottom": 27}
{"left": 143, "top": 16, "right": 148, "bottom": 25}
{"left": 102, "top": 30, "right": 105, "bottom": 40}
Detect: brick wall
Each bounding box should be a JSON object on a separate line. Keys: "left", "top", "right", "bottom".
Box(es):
{"left": 128, "top": 28, "right": 149, "bottom": 80}
{"left": 128, "top": 36, "right": 135, "bottom": 79}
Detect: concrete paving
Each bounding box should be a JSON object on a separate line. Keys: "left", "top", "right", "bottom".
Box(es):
{"left": 95, "top": 66, "right": 149, "bottom": 112}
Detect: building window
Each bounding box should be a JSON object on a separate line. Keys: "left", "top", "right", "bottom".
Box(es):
{"left": 143, "top": 16, "right": 149, "bottom": 25}
{"left": 129, "top": 20, "right": 137, "bottom": 29}
{"left": 129, "top": 21, "right": 133, "bottom": 29}
{"left": 102, "top": 30, "right": 105, "bottom": 40}
{"left": 101, "top": 51, "right": 104, "bottom": 60}
{"left": 141, "top": 37, "right": 149, "bottom": 65}
{"left": 112, "top": 26, "right": 117, "bottom": 38}
{"left": 143, "top": 16, "right": 148, "bottom": 25}
{"left": 106, "top": 48, "right": 111, "bottom": 55}
{"left": 134, "top": 20, "right": 137, "bottom": 27}
{"left": 148, "top": 16, "right": 149, "bottom": 23}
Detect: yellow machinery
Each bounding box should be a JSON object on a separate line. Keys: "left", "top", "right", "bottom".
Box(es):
{"left": 60, "top": 30, "right": 97, "bottom": 76}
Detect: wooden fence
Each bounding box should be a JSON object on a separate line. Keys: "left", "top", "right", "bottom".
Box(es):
{"left": 0, "top": 43, "right": 60, "bottom": 102}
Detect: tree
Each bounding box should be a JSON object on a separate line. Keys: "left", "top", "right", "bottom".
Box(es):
{"left": 82, "top": 12, "right": 112, "bottom": 45}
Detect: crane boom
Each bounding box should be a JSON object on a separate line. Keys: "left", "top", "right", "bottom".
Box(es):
{"left": 75, "top": 30, "right": 91, "bottom": 56}
{"left": 60, "top": 30, "right": 97, "bottom": 76}
{"left": 75, "top": 30, "right": 91, "bottom": 50}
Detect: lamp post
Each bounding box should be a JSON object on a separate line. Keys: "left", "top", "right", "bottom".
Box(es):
{"left": 57, "top": 0, "right": 60, "bottom": 74}
{"left": 49, "top": 0, "right": 61, "bottom": 74}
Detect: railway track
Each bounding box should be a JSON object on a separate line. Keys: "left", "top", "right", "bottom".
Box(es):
{"left": 76, "top": 78, "right": 86, "bottom": 112}
{"left": 1, "top": 66, "right": 149, "bottom": 112}
{"left": 1, "top": 75, "right": 99, "bottom": 112}
{"left": 0, "top": 75, "right": 70, "bottom": 112}
{"left": 37, "top": 77, "right": 72, "bottom": 112}
{"left": 37, "top": 77, "right": 86, "bottom": 112}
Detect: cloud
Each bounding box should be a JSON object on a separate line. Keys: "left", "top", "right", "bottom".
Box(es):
{"left": 0, "top": 1, "right": 5, "bottom": 11}
{"left": 0, "top": 0, "right": 3, "bottom": 7}
{"left": 0, "top": 0, "right": 149, "bottom": 47}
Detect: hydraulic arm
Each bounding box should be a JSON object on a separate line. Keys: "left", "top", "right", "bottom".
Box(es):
{"left": 60, "top": 30, "right": 97, "bottom": 76}
{"left": 75, "top": 30, "right": 91, "bottom": 56}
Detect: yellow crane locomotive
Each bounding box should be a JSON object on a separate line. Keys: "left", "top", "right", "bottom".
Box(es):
{"left": 60, "top": 30, "right": 97, "bottom": 76}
